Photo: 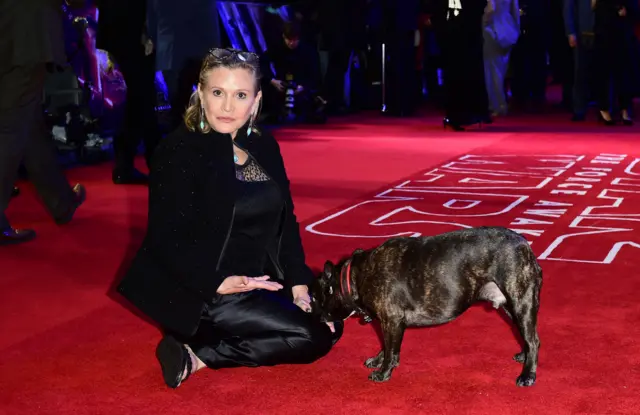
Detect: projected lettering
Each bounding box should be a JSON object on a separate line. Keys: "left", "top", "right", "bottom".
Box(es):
{"left": 305, "top": 153, "right": 640, "bottom": 264}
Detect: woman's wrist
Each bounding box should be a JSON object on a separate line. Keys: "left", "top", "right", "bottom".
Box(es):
{"left": 291, "top": 284, "right": 309, "bottom": 298}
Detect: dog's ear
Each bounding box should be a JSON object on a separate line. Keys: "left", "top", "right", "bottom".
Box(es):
{"left": 323, "top": 260, "right": 334, "bottom": 279}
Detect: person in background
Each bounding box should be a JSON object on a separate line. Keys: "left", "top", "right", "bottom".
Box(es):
{"left": 592, "top": 0, "right": 637, "bottom": 125}
{"left": 419, "top": 0, "right": 443, "bottom": 104}
{"left": 96, "top": 0, "right": 161, "bottom": 184}
{"left": 433, "top": 0, "right": 491, "bottom": 131}
{"left": 549, "top": 0, "right": 575, "bottom": 111}
{"left": 116, "top": 48, "right": 342, "bottom": 388}
{"left": 510, "top": 0, "right": 549, "bottom": 112}
{"left": 260, "top": 22, "right": 324, "bottom": 123}
{"left": 383, "top": 0, "right": 422, "bottom": 116}
{"left": 0, "top": 0, "right": 86, "bottom": 246}
{"left": 564, "top": 0, "right": 596, "bottom": 121}
{"left": 482, "top": 0, "right": 520, "bottom": 117}
{"left": 146, "top": 0, "right": 222, "bottom": 131}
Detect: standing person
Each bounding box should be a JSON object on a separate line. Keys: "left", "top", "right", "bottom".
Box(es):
{"left": 383, "top": 0, "right": 422, "bottom": 116}
{"left": 146, "top": 0, "right": 223, "bottom": 131}
{"left": 96, "top": 0, "right": 161, "bottom": 184}
{"left": 510, "top": 0, "right": 549, "bottom": 112}
{"left": 564, "top": 0, "right": 596, "bottom": 121}
{"left": 116, "top": 49, "right": 342, "bottom": 389}
{"left": 316, "top": 0, "right": 351, "bottom": 115}
{"left": 433, "top": 0, "right": 491, "bottom": 131}
{"left": 482, "top": 0, "right": 520, "bottom": 116}
{"left": 0, "top": 0, "right": 86, "bottom": 246}
{"left": 592, "top": 0, "right": 637, "bottom": 125}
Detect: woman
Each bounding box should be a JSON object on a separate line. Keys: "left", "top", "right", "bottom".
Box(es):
{"left": 116, "top": 48, "right": 342, "bottom": 388}
{"left": 593, "top": 0, "right": 637, "bottom": 125}
{"left": 482, "top": 0, "right": 520, "bottom": 116}
{"left": 433, "top": 0, "right": 491, "bottom": 131}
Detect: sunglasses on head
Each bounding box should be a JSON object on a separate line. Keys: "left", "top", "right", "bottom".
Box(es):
{"left": 208, "top": 48, "right": 259, "bottom": 63}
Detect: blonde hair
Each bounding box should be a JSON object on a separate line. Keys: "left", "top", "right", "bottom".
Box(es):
{"left": 184, "top": 48, "right": 262, "bottom": 134}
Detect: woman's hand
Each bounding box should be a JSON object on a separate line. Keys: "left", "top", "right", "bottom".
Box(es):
{"left": 292, "top": 285, "right": 311, "bottom": 312}
{"left": 270, "top": 79, "right": 285, "bottom": 92}
{"left": 216, "top": 276, "right": 283, "bottom": 295}
{"left": 292, "top": 285, "right": 336, "bottom": 332}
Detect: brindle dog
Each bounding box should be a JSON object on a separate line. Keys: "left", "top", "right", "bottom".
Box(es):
{"left": 310, "top": 226, "right": 542, "bottom": 386}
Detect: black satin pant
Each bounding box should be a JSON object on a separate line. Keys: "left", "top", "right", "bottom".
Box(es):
{"left": 186, "top": 290, "right": 338, "bottom": 368}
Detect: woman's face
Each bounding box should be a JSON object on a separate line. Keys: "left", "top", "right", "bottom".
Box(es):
{"left": 198, "top": 67, "right": 261, "bottom": 137}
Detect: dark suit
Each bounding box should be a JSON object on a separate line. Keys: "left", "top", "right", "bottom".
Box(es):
{"left": 433, "top": 0, "right": 490, "bottom": 125}
{"left": 0, "top": 0, "right": 76, "bottom": 228}
{"left": 383, "top": 0, "right": 421, "bottom": 116}
{"left": 564, "top": 0, "right": 596, "bottom": 116}
{"left": 117, "top": 124, "right": 335, "bottom": 367}
{"left": 593, "top": 0, "right": 638, "bottom": 112}
{"left": 510, "top": 0, "right": 550, "bottom": 107}
{"left": 96, "top": 0, "right": 160, "bottom": 173}
{"left": 146, "top": 0, "right": 222, "bottom": 130}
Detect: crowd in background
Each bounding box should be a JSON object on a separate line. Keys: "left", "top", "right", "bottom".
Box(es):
{"left": 47, "top": 0, "right": 640, "bottom": 138}
{"left": 259, "top": 0, "right": 640, "bottom": 130}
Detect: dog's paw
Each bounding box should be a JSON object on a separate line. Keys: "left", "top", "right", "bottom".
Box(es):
{"left": 516, "top": 373, "right": 536, "bottom": 387}
{"left": 364, "top": 355, "right": 383, "bottom": 369}
{"left": 513, "top": 352, "right": 525, "bottom": 363}
{"left": 368, "top": 370, "right": 392, "bottom": 382}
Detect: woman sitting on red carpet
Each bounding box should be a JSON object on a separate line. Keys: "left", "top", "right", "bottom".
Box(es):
{"left": 116, "top": 48, "right": 342, "bottom": 388}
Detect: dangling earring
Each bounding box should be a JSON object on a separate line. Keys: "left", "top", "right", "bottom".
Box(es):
{"left": 199, "top": 107, "right": 205, "bottom": 130}
{"left": 247, "top": 114, "right": 255, "bottom": 136}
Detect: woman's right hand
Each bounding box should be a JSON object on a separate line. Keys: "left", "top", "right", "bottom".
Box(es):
{"left": 216, "top": 275, "right": 283, "bottom": 295}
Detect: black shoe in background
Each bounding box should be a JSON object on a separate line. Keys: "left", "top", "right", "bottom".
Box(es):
{"left": 0, "top": 227, "right": 36, "bottom": 246}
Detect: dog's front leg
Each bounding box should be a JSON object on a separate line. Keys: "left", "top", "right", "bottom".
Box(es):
{"left": 368, "top": 320, "right": 405, "bottom": 382}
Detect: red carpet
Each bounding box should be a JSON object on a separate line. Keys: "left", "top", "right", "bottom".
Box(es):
{"left": 1, "top": 110, "right": 640, "bottom": 414}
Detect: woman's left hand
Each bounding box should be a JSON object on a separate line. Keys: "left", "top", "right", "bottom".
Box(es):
{"left": 293, "top": 285, "right": 336, "bottom": 332}
{"left": 292, "top": 285, "right": 311, "bottom": 312}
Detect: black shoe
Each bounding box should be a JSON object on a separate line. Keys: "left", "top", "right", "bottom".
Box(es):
{"left": 443, "top": 118, "right": 465, "bottom": 131}
{"left": 112, "top": 168, "right": 149, "bottom": 185}
{"left": 54, "top": 184, "right": 86, "bottom": 225}
{"left": 156, "top": 336, "right": 192, "bottom": 389}
{"left": 0, "top": 227, "right": 36, "bottom": 246}
{"left": 622, "top": 118, "right": 634, "bottom": 126}
{"left": 598, "top": 111, "right": 616, "bottom": 126}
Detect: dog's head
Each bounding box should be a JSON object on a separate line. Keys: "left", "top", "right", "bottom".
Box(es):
{"left": 310, "top": 249, "right": 365, "bottom": 322}
{"left": 310, "top": 260, "right": 354, "bottom": 322}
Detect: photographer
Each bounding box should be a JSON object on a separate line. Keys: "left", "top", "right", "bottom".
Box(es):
{"left": 260, "top": 22, "right": 324, "bottom": 123}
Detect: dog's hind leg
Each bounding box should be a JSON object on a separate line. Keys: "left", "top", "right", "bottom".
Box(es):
{"left": 367, "top": 319, "right": 405, "bottom": 382}
{"left": 503, "top": 260, "right": 542, "bottom": 387}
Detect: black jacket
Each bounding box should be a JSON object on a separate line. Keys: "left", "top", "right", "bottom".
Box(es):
{"left": 0, "top": 0, "right": 67, "bottom": 69}
{"left": 95, "top": 0, "right": 148, "bottom": 61}
{"left": 116, "top": 124, "right": 314, "bottom": 338}
{"left": 594, "top": 0, "right": 638, "bottom": 41}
